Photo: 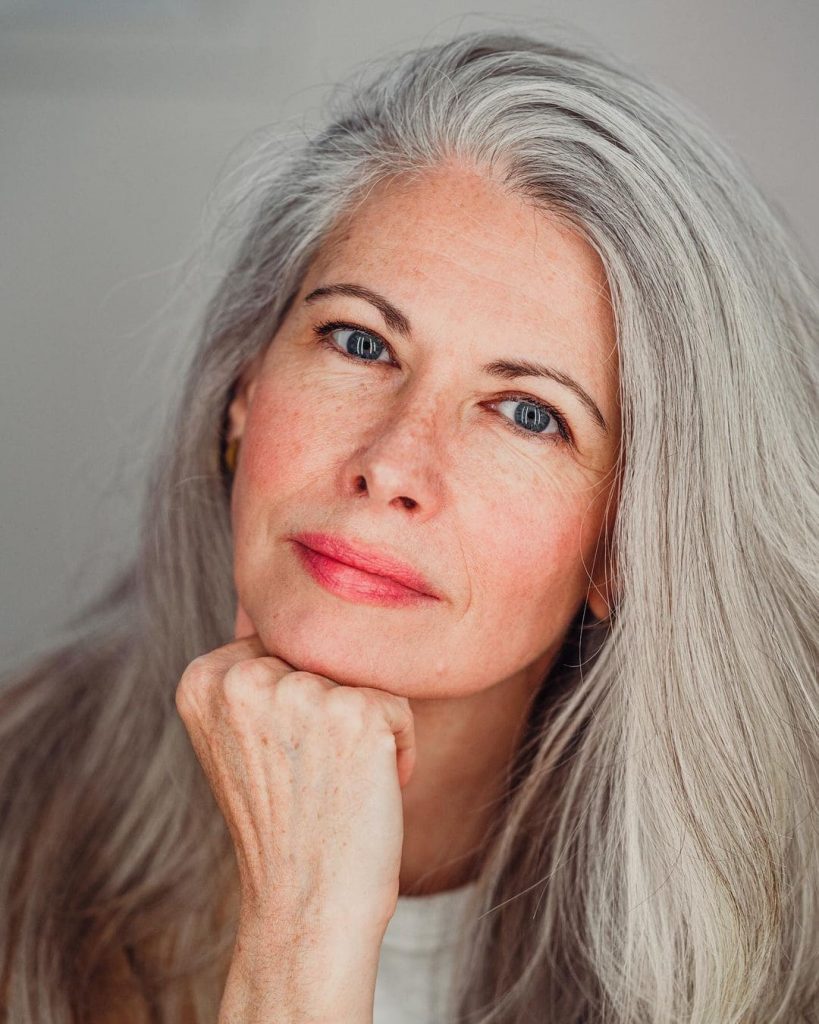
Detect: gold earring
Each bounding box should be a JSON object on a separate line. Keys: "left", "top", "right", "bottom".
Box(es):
{"left": 224, "top": 437, "right": 240, "bottom": 475}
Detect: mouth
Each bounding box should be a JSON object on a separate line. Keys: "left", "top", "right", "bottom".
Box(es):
{"left": 290, "top": 531, "right": 440, "bottom": 608}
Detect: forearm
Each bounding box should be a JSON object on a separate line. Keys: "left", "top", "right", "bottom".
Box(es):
{"left": 217, "top": 914, "right": 382, "bottom": 1024}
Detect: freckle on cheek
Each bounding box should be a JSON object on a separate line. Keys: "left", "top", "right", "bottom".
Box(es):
{"left": 245, "top": 429, "right": 311, "bottom": 487}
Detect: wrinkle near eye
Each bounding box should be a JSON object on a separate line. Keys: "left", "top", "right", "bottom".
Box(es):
{"left": 490, "top": 423, "right": 601, "bottom": 491}
{"left": 492, "top": 429, "right": 561, "bottom": 480}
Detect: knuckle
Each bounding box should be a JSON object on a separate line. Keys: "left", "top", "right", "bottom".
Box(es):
{"left": 180, "top": 654, "right": 213, "bottom": 690}
{"left": 174, "top": 682, "right": 189, "bottom": 720}
{"left": 276, "top": 669, "right": 308, "bottom": 689}
{"left": 221, "top": 658, "right": 269, "bottom": 705}
{"left": 174, "top": 676, "right": 190, "bottom": 711}
{"left": 286, "top": 669, "right": 333, "bottom": 693}
{"left": 274, "top": 671, "right": 305, "bottom": 696}
{"left": 272, "top": 671, "right": 316, "bottom": 706}
{"left": 176, "top": 655, "right": 213, "bottom": 718}
{"left": 325, "top": 685, "right": 370, "bottom": 732}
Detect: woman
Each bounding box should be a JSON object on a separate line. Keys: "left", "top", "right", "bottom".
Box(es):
{"left": 1, "top": 28, "right": 817, "bottom": 1024}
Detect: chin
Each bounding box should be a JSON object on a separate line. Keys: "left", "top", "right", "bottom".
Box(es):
{"left": 255, "top": 616, "right": 391, "bottom": 690}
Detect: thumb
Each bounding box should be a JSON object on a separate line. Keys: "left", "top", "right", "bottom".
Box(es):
{"left": 379, "top": 693, "right": 417, "bottom": 790}
{"left": 397, "top": 742, "right": 417, "bottom": 790}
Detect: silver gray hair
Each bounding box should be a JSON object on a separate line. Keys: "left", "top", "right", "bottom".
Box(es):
{"left": 1, "top": 29, "right": 817, "bottom": 1023}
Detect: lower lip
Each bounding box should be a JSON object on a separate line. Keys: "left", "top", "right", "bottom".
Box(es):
{"left": 292, "top": 541, "right": 435, "bottom": 608}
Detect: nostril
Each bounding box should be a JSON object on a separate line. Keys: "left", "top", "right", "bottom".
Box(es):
{"left": 355, "top": 476, "right": 367, "bottom": 493}
{"left": 400, "top": 496, "right": 417, "bottom": 510}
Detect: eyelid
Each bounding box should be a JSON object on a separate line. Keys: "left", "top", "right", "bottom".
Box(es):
{"left": 312, "top": 318, "right": 574, "bottom": 446}
{"left": 488, "top": 394, "right": 572, "bottom": 445}
{"left": 313, "top": 319, "right": 399, "bottom": 364}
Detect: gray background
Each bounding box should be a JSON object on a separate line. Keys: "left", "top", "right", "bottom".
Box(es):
{"left": 2, "top": 1, "right": 817, "bottom": 669}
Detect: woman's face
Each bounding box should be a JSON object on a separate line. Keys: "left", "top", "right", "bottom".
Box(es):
{"left": 227, "top": 161, "right": 621, "bottom": 699}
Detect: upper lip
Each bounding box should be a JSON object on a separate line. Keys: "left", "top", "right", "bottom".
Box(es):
{"left": 291, "top": 531, "right": 440, "bottom": 598}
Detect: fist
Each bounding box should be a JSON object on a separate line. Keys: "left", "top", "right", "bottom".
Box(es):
{"left": 174, "top": 602, "right": 416, "bottom": 937}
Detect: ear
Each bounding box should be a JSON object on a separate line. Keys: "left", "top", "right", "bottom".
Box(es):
{"left": 586, "top": 542, "right": 618, "bottom": 622}
{"left": 226, "top": 351, "right": 266, "bottom": 443}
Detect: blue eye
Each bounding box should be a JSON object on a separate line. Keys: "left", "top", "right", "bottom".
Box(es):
{"left": 312, "top": 318, "right": 571, "bottom": 446}
{"left": 314, "top": 321, "right": 394, "bottom": 364}
{"left": 495, "top": 397, "right": 563, "bottom": 439}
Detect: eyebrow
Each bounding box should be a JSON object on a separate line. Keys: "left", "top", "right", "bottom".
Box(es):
{"left": 303, "top": 282, "right": 608, "bottom": 435}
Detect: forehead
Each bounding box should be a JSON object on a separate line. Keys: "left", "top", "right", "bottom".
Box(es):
{"left": 302, "top": 161, "right": 619, "bottom": 417}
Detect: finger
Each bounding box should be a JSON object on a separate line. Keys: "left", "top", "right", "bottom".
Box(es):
{"left": 198, "top": 633, "right": 287, "bottom": 680}
{"left": 396, "top": 744, "right": 416, "bottom": 790}
{"left": 374, "top": 693, "right": 416, "bottom": 789}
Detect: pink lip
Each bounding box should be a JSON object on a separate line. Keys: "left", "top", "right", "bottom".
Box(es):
{"left": 290, "top": 531, "right": 440, "bottom": 606}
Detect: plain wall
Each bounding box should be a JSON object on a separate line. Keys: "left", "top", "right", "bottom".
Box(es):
{"left": 1, "top": 1, "right": 817, "bottom": 668}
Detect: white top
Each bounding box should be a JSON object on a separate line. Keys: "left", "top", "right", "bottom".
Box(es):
{"left": 373, "top": 879, "right": 480, "bottom": 1024}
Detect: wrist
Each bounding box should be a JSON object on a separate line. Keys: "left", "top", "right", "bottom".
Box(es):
{"left": 218, "top": 914, "right": 383, "bottom": 1024}
{"left": 237, "top": 892, "right": 391, "bottom": 960}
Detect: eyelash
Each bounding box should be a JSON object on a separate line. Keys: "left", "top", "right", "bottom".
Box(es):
{"left": 311, "top": 319, "right": 573, "bottom": 446}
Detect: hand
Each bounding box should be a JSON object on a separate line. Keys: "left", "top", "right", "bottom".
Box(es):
{"left": 175, "top": 601, "right": 417, "bottom": 941}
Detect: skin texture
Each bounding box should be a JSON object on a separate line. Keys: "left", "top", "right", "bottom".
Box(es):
{"left": 176, "top": 634, "right": 415, "bottom": 1023}
{"left": 226, "top": 159, "right": 621, "bottom": 894}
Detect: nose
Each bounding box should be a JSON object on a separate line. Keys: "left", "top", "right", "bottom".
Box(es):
{"left": 340, "top": 390, "right": 445, "bottom": 521}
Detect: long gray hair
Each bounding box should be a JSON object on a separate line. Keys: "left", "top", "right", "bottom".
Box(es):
{"left": 1, "top": 29, "right": 817, "bottom": 1024}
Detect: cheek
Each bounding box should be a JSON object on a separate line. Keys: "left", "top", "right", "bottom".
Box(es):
{"left": 228, "top": 383, "right": 312, "bottom": 557}
{"left": 467, "top": 473, "right": 597, "bottom": 636}
{"left": 230, "top": 373, "right": 362, "bottom": 588}
{"left": 236, "top": 379, "right": 342, "bottom": 500}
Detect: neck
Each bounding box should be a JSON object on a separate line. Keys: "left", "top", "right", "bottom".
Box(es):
{"left": 397, "top": 651, "right": 553, "bottom": 896}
